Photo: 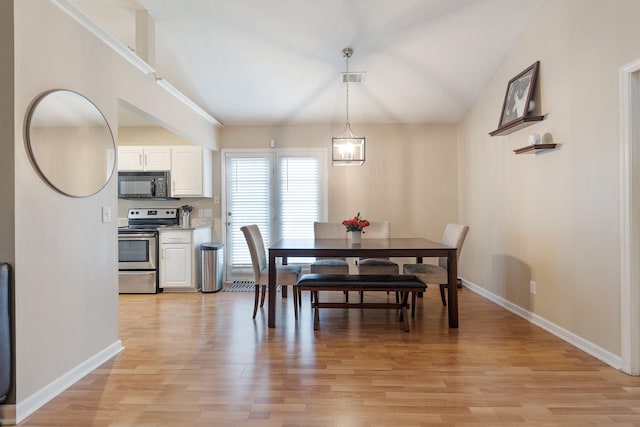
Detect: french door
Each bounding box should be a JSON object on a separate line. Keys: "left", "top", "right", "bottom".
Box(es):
{"left": 223, "top": 149, "right": 326, "bottom": 281}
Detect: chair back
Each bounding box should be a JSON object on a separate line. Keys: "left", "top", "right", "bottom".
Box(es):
{"left": 314, "top": 222, "right": 347, "bottom": 260}
{"left": 361, "top": 221, "right": 391, "bottom": 261}
{"left": 240, "top": 225, "right": 267, "bottom": 282}
{"left": 314, "top": 222, "right": 347, "bottom": 239}
{"left": 362, "top": 221, "right": 390, "bottom": 238}
{"left": 439, "top": 224, "right": 469, "bottom": 268}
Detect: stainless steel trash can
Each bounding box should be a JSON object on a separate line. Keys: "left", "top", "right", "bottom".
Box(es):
{"left": 201, "top": 242, "right": 223, "bottom": 293}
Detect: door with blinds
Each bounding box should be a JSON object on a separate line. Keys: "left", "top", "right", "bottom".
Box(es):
{"left": 224, "top": 149, "right": 326, "bottom": 282}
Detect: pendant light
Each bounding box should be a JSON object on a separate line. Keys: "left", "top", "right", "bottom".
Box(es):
{"left": 332, "top": 47, "right": 365, "bottom": 166}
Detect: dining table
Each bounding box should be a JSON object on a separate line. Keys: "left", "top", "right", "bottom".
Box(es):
{"left": 268, "top": 237, "right": 459, "bottom": 328}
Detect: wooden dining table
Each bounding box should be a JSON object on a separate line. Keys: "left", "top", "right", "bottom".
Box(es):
{"left": 268, "top": 237, "right": 459, "bottom": 328}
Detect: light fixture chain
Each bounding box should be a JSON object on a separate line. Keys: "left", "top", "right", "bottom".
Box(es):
{"left": 332, "top": 47, "right": 364, "bottom": 166}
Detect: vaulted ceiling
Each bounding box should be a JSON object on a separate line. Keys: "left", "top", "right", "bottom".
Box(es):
{"left": 72, "top": 0, "right": 545, "bottom": 126}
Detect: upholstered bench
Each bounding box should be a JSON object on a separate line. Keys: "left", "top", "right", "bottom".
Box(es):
{"left": 295, "top": 274, "right": 426, "bottom": 332}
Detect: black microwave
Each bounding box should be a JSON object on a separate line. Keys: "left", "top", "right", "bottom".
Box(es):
{"left": 118, "top": 171, "right": 172, "bottom": 199}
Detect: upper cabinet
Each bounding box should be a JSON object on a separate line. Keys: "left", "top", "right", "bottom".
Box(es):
{"left": 170, "top": 146, "right": 213, "bottom": 198}
{"left": 118, "top": 146, "right": 171, "bottom": 171}
{"left": 117, "top": 145, "right": 213, "bottom": 198}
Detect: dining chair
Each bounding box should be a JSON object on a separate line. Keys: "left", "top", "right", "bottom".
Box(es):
{"left": 357, "top": 221, "right": 399, "bottom": 275}
{"left": 355, "top": 221, "right": 399, "bottom": 303}
{"left": 241, "top": 224, "right": 302, "bottom": 318}
{"left": 402, "top": 223, "right": 469, "bottom": 306}
{"left": 308, "top": 221, "right": 351, "bottom": 303}
{"left": 309, "top": 222, "right": 350, "bottom": 274}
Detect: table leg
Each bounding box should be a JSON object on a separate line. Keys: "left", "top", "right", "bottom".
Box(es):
{"left": 416, "top": 256, "right": 424, "bottom": 298}
{"left": 447, "top": 250, "right": 459, "bottom": 328}
{"left": 281, "top": 256, "right": 287, "bottom": 298}
{"left": 268, "top": 252, "right": 277, "bottom": 328}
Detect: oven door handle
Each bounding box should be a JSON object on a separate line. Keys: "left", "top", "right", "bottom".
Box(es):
{"left": 119, "top": 233, "right": 156, "bottom": 239}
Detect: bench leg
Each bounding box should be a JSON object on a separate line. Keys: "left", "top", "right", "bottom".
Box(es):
{"left": 411, "top": 292, "right": 417, "bottom": 318}
{"left": 400, "top": 292, "right": 410, "bottom": 332}
{"left": 293, "top": 286, "right": 298, "bottom": 320}
{"left": 312, "top": 290, "right": 320, "bottom": 330}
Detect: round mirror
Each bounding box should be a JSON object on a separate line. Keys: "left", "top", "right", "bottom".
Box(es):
{"left": 25, "top": 89, "right": 116, "bottom": 197}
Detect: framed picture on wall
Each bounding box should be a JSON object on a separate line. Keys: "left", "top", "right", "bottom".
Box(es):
{"left": 498, "top": 61, "right": 539, "bottom": 128}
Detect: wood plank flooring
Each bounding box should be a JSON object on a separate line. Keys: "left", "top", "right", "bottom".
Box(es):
{"left": 18, "top": 287, "right": 640, "bottom": 426}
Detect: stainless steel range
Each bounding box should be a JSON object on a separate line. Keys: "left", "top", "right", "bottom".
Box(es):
{"left": 118, "top": 208, "right": 179, "bottom": 293}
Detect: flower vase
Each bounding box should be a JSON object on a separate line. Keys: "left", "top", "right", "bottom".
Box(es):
{"left": 350, "top": 230, "right": 362, "bottom": 244}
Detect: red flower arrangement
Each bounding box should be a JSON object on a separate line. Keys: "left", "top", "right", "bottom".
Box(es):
{"left": 342, "top": 212, "right": 370, "bottom": 232}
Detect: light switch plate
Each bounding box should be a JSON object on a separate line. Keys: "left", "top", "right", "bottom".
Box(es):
{"left": 102, "top": 207, "right": 112, "bottom": 223}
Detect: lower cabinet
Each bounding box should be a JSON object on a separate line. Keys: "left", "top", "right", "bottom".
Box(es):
{"left": 159, "top": 227, "right": 211, "bottom": 292}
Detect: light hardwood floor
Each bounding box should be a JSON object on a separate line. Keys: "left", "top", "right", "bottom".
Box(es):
{"left": 18, "top": 286, "right": 640, "bottom": 426}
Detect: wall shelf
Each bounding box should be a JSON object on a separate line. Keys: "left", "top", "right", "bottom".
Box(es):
{"left": 513, "top": 143, "right": 557, "bottom": 154}
{"left": 489, "top": 115, "right": 545, "bottom": 136}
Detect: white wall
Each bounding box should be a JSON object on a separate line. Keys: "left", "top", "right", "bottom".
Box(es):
{"left": 457, "top": 0, "right": 640, "bottom": 356}
{"left": 5, "top": 0, "right": 219, "bottom": 422}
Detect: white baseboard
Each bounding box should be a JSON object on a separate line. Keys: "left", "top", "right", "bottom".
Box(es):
{"left": 462, "top": 278, "right": 622, "bottom": 370}
{"left": 13, "top": 340, "right": 124, "bottom": 424}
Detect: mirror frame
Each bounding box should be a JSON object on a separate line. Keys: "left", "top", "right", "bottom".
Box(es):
{"left": 24, "top": 89, "right": 116, "bottom": 198}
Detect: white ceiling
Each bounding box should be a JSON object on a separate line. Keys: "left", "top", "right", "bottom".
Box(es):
{"left": 71, "top": 0, "right": 545, "bottom": 127}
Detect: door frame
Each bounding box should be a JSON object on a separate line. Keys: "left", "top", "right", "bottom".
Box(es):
{"left": 620, "top": 59, "right": 640, "bottom": 375}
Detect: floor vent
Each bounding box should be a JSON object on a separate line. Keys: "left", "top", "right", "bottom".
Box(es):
{"left": 224, "top": 282, "right": 281, "bottom": 292}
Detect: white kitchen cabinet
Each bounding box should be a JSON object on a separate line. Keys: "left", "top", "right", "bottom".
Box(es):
{"left": 160, "top": 242, "right": 191, "bottom": 288}
{"left": 118, "top": 146, "right": 171, "bottom": 171}
{"left": 170, "top": 146, "right": 212, "bottom": 198}
{"left": 159, "top": 227, "right": 212, "bottom": 292}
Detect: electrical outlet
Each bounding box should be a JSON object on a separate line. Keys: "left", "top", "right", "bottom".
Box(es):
{"left": 530, "top": 280, "right": 537, "bottom": 294}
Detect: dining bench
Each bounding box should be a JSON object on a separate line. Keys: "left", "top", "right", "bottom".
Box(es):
{"left": 295, "top": 273, "right": 426, "bottom": 332}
